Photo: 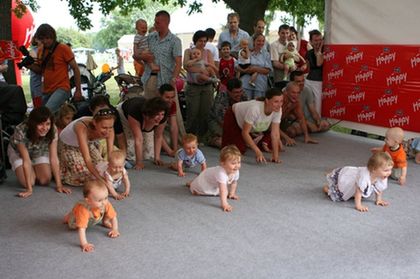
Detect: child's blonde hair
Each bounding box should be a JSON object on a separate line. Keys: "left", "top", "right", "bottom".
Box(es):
{"left": 182, "top": 133, "right": 198, "bottom": 145}
{"left": 367, "top": 151, "right": 394, "bottom": 172}
{"left": 83, "top": 180, "right": 107, "bottom": 198}
{"left": 220, "top": 145, "right": 241, "bottom": 163}
{"left": 385, "top": 127, "right": 404, "bottom": 144}
{"left": 109, "top": 149, "right": 126, "bottom": 164}
{"left": 55, "top": 103, "right": 76, "bottom": 129}
{"left": 190, "top": 47, "right": 201, "bottom": 57}
{"left": 239, "top": 38, "right": 249, "bottom": 47}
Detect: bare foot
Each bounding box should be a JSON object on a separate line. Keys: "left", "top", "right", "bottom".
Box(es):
{"left": 323, "top": 185, "right": 329, "bottom": 194}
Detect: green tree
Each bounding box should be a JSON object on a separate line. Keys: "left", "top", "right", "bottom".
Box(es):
{"left": 269, "top": 0, "right": 324, "bottom": 28}
{"left": 56, "top": 27, "right": 92, "bottom": 48}
{"left": 93, "top": 2, "right": 176, "bottom": 50}
{"left": 9, "top": 0, "right": 324, "bottom": 33}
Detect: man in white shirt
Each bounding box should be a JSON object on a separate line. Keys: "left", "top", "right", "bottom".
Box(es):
{"left": 270, "top": 24, "right": 290, "bottom": 87}
{"left": 204, "top": 28, "right": 219, "bottom": 67}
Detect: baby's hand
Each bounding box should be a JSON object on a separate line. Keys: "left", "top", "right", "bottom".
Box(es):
{"left": 121, "top": 191, "right": 130, "bottom": 198}
{"left": 355, "top": 205, "right": 369, "bottom": 212}
{"left": 376, "top": 200, "right": 389, "bottom": 207}
{"left": 399, "top": 176, "right": 406, "bottom": 186}
{"left": 178, "top": 171, "right": 185, "bottom": 177}
{"left": 108, "top": 230, "right": 120, "bottom": 238}
{"left": 81, "top": 243, "right": 95, "bottom": 252}
{"left": 228, "top": 194, "right": 239, "bottom": 200}
{"left": 222, "top": 203, "right": 233, "bottom": 212}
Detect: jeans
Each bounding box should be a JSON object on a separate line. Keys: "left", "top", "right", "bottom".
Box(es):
{"left": 42, "top": 88, "right": 70, "bottom": 113}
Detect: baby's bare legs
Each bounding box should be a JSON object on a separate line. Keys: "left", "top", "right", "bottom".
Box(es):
{"left": 283, "top": 64, "right": 290, "bottom": 80}
{"left": 249, "top": 72, "right": 258, "bottom": 87}
{"left": 102, "top": 217, "right": 112, "bottom": 229}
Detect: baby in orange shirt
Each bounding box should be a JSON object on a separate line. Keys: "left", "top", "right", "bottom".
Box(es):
{"left": 64, "top": 180, "right": 120, "bottom": 252}
{"left": 371, "top": 127, "right": 407, "bottom": 185}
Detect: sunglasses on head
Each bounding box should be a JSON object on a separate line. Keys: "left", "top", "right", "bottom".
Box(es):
{"left": 94, "top": 108, "right": 114, "bottom": 117}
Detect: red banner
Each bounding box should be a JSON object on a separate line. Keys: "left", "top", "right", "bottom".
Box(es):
{"left": 0, "top": 40, "right": 20, "bottom": 62}
{"left": 322, "top": 45, "right": 420, "bottom": 132}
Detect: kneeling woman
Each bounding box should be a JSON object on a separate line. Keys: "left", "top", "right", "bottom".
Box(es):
{"left": 8, "top": 107, "right": 70, "bottom": 198}
{"left": 59, "top": 108, "right": 115, "bottom": 186}
{"left": 222, "top": 87, "right": 283, "bottom": 163}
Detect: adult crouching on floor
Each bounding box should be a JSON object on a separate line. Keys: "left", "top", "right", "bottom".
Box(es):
{"left": 117, "top": 96, "right": 169, "bottom": 170}
{"left": 221, "top": 87, "right": 283, "bottom": 163}
{"left": 59, "top": 108, "right": 115, "bottom": 186}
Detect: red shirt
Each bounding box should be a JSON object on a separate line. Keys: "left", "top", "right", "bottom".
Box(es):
{"left": 219, "top": 57, "right": 235, "bottom": 86}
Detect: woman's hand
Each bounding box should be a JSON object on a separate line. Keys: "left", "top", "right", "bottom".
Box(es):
{"left": 17, "top": 190, "right": 33, "bottom": 198}
{"left": 56, "top": 186, "right": 72, "bottom": 194}
{"left": 255, "top": 150, "right": 267, "bottom": 163}
{"left": 134, "top": 162, "right": 145, "bottom": 170}
{"left": 154, "top": 158, "right": 165, "bottom": 166}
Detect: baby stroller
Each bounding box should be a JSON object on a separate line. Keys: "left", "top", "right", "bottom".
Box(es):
{"left": 69, "top": 63, "right": 110, "bottom": 110}
{"left": 114, "top": 73, "right": 143, "bottom": 103}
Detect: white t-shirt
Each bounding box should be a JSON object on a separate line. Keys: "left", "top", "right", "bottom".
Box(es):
{"left": 232, "top": 100, "right": 282, "bottom": 133}
{"left": 190, "top": 166, "right": 240, "bottom": 196}
{"left": 335, "top": 166, "right": 388, "bottom": 201}
{"left": 205, "top": 42, "right": 219, "bottom": 62}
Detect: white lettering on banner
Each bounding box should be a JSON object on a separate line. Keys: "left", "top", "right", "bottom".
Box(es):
{"left": 357, "top": 111, "right": 376, "bottom": 122}
{"left": 327, "top": 69, "right": 343, "bottom": 80}
{"left": 324, "top": 51, "right": 335, "bottom": 62}
{"left": 378, "top": 95, "right": 398, "bottom": 107}
{"left": 410, "top": 55, "right": 420, "bottom": 68}
{"left": 323, "top": 88, "right": 337, "bottom": 99}
{"left": 376, "top": 52, "right": 396, "bottom": 66}
{"left": 413, "top": 100, "right": 420, "bottom": 112}
{"left": 348, "top": 91, "right": 365, "bottom": 103}
{"left": 389, "top": 116, "right": 410, "bottom": 127}
{"left": 346, "top": 52, "right": 364, "bottom": 64}
{"left": 386, "top": 72, "right": 407, "bottom": 86}
{"left": 23, "top": 26, "right": 35, "bottom": 47}
{"left": 330, "top": 107, "right": 346, "bottom": 117}
{"left": 355, "top": 70, "right": 373, "bottom": 83}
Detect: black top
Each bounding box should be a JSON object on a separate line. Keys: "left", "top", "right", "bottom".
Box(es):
{"left": 121, "top": 97, "right": 168, "bottom": 132}
{"left": 306, "top": 49, "right": 323, "bottom": 81}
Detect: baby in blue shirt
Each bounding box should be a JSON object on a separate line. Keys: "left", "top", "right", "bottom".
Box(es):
{"left": 171, "top": 133, "right": 207, "bottom": 176}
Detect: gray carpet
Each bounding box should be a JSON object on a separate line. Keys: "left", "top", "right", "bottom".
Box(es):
{"left": 1, "top": 131, "right": 419, "bottom": 279}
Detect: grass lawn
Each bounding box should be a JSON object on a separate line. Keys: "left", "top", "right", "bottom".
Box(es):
{"left": 20, "top": 62, "right": 137, "bottom": 106}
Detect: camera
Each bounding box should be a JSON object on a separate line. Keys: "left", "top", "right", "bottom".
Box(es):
{"left": 17, "top": 46, "right": 35, "bottom": 69}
